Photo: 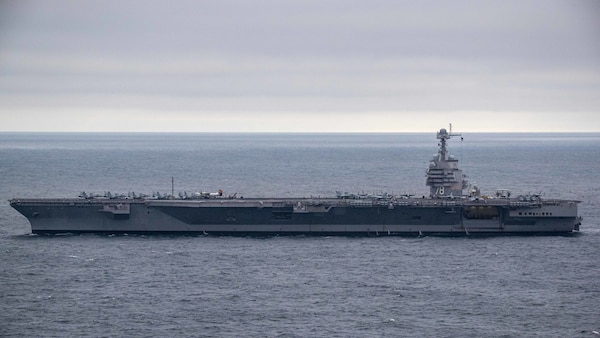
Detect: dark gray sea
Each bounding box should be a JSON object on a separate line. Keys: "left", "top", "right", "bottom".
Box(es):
{"left": 1, "top": 132, "right": 599, "bottom": 337}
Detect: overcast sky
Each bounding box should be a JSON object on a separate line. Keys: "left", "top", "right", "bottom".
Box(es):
{"left": 1, "top": 0, "right": 599, "bottom": 132}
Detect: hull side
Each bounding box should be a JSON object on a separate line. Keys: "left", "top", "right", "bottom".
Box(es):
{"left": 10, "top": 199, "right": 580, "bottom": 236}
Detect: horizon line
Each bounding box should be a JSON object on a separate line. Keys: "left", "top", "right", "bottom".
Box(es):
{"left": 1, "top": 130, "right": 599, "bottom": 134}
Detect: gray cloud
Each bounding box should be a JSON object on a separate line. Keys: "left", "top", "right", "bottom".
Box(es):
{"left": 0, "top": 0, "right": 599, "bottom": 131}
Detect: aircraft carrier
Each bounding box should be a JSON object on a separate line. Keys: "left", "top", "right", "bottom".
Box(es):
{"left": 9, "top": 127, "right": 582, "bottom": 235}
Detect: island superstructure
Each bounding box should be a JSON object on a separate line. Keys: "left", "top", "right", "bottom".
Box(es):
{"left": 9, "top": 127, "right": 582, "bottom": 235}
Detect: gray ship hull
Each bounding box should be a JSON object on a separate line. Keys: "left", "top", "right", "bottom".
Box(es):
{"left": 10, "top": 197, "right": 581, "bottom": 236}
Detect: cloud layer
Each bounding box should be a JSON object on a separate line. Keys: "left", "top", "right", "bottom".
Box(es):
{"left": 1, "top": 0, "right": 599, "bottom": 131}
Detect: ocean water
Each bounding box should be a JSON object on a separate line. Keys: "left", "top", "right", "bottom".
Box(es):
{"left": 1, "top": 132, "right": 599, "bottom": 337}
